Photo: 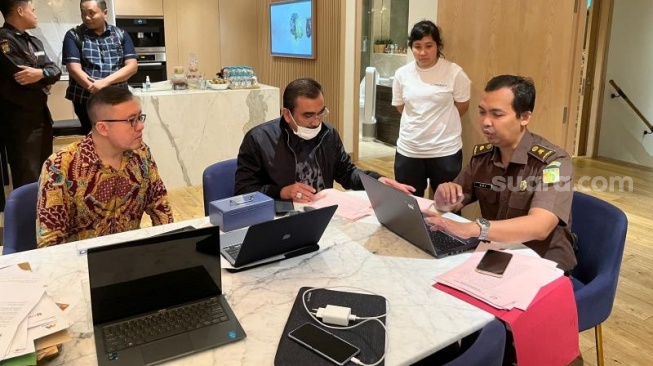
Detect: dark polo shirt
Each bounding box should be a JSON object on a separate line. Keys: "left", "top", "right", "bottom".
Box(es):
{"left": 454, "top": 129, "right": 577, "bottom": 271}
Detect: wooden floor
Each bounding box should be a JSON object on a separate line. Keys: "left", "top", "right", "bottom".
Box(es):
{"left": 1, "top": 145, "right": 651, "bottom": 365}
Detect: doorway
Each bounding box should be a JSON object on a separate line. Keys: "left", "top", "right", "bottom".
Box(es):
{"left": 358, "top": 0, "right": 409, "bottom": 160}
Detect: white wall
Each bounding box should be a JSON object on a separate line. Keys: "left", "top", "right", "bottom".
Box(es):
{"left": 598, "top": 0, "right": 653, "bottom": 167}
{"left": 407, "top": 0, "right": 438, "bottom": 63}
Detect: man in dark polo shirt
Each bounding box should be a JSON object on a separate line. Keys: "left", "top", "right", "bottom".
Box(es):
{"left": 62, "top": 0, "right": 137, "bottom": 135}
{"left": 427, "top": 75, "right": 576, "bottom": 272}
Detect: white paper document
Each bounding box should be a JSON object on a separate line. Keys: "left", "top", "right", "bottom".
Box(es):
{"left": 0, "top": 265, "right": 70, "bottom": 360}
{"left": 435, "top": 250, "right": 563, "bottom": 310}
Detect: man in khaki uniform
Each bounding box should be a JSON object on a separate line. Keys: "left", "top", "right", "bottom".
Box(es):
{"left": 427, "top": 75, "right": 576, "bottom": 272}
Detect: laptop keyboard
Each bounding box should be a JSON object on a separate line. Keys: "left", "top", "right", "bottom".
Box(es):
{"left": 102, "top": 297, "right": 229, "bottom": 353}
{"left": 428, "top": 227, "right": 469, "bottom": 251}
{"left": 224, "top": 243, "right": 242, "bottom": 260}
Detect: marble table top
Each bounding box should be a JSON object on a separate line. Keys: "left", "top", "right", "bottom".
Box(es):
{"left": 0, "top": 208, "right": 495, "bottom": 365}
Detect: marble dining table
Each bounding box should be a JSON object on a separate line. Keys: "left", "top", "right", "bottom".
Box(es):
{"left": 0, "top": 202, "right": 496, "bottom": 365}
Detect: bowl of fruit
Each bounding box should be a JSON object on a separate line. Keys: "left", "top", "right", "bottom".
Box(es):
{"left": 207, "top": 78, "right": 229, "bottom": 90}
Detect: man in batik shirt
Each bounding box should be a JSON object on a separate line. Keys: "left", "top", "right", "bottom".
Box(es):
{"left": 36, "top": 87, "right": 173, "bottom": 247}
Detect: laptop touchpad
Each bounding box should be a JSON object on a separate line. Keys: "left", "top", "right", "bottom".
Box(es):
{"left": 141, "top": 334, "right": 194, "bottom": 365}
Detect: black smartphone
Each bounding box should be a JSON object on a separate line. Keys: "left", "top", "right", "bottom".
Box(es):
{"left": 288, "top": 322, "right": 361, "bottom": 365}
{"left": 275, "top": 200, "right": 295, "bottom": 215}
{"left": 475, "top": 249, "right": 513, "bottom": 277}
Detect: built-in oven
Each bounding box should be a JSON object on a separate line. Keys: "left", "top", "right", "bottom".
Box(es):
{"left": 116, "top": 17, "right": 167, "bottom": 87}
{"left": 129, "top": 52, "right": 167, "bottom": 87}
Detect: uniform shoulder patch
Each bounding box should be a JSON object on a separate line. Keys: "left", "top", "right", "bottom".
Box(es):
{"left": 0, "top": 39, "right": 10, "bottom": 54}
{"left": 472, "top": 143, "right": 494, "bottom": 157}
{"left": 529, "top": 144, "right": 556, "bottom": 163}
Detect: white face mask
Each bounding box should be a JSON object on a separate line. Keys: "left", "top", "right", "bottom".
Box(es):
{"left": 289, "top": 113, "right": 322, "bottom": 140}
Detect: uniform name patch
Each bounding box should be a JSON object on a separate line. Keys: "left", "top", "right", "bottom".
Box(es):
{"left": 473, "top": 182, "right": 494, "bottom": 190}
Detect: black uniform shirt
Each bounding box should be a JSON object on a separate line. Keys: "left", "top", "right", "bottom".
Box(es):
{"left": 0, "top": 22, "right": 61, "bottom": 108}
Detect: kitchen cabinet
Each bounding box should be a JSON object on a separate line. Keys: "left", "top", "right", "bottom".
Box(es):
{"left": 114, "top": 0, "right": 163, "bottom": 17}
{"left": 163, "top": 0, "right": 220, "bottom": 79}
{"left": 374, "top": 85, "right": 400, "bottom": 146}
{"left": 47, "top": 81, "right": 75, "bottom": 121}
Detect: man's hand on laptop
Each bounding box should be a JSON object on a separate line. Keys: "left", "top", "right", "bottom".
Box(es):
{"left": 434, "top": 182, "right": 465, "bottom": 212}
{"left": 424, "top": 215, "right": 480, "bottom": 240}
{"left": 281, "top": 182, "right": 317, "bottom": 203}
{"left": 378, "top": 177, "right": 415, "bottom": 194}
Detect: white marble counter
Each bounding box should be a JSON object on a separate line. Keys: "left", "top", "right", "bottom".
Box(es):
{"left": 0, "top": 208, "right": 494, "bottom": 365}
{"left": 137, "top": 85, "right": 280, "bottom": 189}
{"left": 371, "top": 53, "right": 408, "bottom": 79}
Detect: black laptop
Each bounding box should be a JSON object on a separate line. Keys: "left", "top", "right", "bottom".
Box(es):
{"left": 360, "top": 174, "right": 479, "bottom": 258}
{"left": 87, "top": 226, "right": 246, "bottom": 366}
{"left": 220, "top": 205, "right": 338, "bottom": 271}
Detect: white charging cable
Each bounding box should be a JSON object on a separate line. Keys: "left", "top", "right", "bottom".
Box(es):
{"left": 301, "top": 286, "right": 389, "bottom": 366}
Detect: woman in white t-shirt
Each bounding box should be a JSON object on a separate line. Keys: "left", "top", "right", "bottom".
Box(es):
{"left": 392, "top": 20, "right": 471, "bottom": 197}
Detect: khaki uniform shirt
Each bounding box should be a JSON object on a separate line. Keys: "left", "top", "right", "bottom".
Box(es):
{"left": 454, "top": 130, "right": 577, "bottom": 271}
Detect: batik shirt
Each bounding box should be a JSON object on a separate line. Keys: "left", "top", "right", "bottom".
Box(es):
{"left": 36, "top": 134, "right": 173, "bottom": 247}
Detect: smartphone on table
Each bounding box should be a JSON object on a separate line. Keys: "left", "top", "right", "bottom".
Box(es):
{"left": 475, "top": 249, "right": 513, "bottom": 277}
{"left": 288, "top": 322, "right": 360, "bottom": 365}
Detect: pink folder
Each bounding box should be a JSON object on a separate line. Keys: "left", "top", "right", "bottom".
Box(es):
{"left": 435, "top": 276, "right": 580, "bottom": 365}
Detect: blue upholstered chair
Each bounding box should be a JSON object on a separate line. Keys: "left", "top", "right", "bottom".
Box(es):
{"left": 570, "top": 191, "right": 628, "bottom": 366}
{"left": 2, "top": 182, "right": 39, "bottom": 255}
{"left": 202, "top": 158, "right": 238, "bottom": 215}
{"left": 444, "top": 319, "right": 506, "bottom": 366}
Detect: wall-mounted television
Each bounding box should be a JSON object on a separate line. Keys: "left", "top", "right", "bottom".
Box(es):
{"left": 270, "top": 0, "right": 315, "bottom": 59}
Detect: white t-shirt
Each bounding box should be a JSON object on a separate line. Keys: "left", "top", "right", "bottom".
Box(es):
{"left": 392, "top": 59, "right": 471, "bottom": 158}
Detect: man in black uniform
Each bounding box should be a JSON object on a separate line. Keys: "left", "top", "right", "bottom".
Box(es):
{"left": 0, "top": 0, "right": 61, "bottom": 188}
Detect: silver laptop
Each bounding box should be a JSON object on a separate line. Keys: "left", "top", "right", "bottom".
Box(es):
{"left": 360, "top": 173, "right": 479, "bottom": 258}
{"left": 221, "top": 205, "right": 338, "bottom": 271}
{"left": 87, "top": 226, "right": 245, "bottom": 366}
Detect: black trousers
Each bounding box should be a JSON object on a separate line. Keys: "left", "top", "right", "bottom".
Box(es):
{"left": 394, "top": 149, "right": 463, "bottom": 197}
{"left": 0, "top": 103, "right": 53, "bottom": 188}
{"left": 73, "top": 101, "right": 93, "bottom": 135}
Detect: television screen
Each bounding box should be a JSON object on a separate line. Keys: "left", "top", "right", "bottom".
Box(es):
{"left": 270, "top": 0, "right": 315, "bottom": 59}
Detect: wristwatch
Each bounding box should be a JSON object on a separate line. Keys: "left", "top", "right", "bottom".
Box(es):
{"left": 475, "top": 218, "right": 490, "bottom": 241}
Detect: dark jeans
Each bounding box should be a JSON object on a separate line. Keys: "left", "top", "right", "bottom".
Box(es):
{"left": 394, "top": 149, "right": 463, "bottom": 197}
{"left": 73, "top": 101, "right": 93, "bottom": 135}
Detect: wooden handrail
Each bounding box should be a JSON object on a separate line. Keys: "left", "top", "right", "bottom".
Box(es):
{"left": 609, "top": 79, "right": 653, "bottom": 135}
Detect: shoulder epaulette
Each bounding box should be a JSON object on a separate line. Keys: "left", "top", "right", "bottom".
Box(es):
{"left": 529, "top": 144, "right": 556, "bottom": 163}
{"left": 472, "top": 143, "right": 494, "bottom": 157}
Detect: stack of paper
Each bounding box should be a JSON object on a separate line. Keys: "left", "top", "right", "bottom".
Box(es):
{"left": 435, "top": 250, "right": 563, "bottom": 310}
{"left": 0, "top": 265, "right": 71, "bottom": 363}
{"left": 306, "top": 189, "right": 373, "bottom": 220}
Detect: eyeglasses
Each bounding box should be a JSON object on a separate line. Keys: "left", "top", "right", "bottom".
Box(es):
{"left": 100, "top": 114, "right": 147, "bottom": 127}
{"left": 291, "top": 107, "right": 329, "bottom": 123}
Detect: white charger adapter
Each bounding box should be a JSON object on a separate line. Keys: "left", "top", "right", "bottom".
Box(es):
{"left": 314, "top": 305, "right": 354, "bottom": 326}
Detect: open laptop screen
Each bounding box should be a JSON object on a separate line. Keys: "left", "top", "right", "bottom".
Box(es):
{"left": 88, "top": 226, "right": 223, "bottom": 325}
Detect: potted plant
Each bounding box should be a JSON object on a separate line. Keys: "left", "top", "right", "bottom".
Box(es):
{"left": 374, "top": 38, "right": 393, "bottom": 53}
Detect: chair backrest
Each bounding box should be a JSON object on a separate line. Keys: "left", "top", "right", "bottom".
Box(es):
{"left": 571, "top": 191, "right": 628, "bottom": 329}
{"left": 2, "top": 182, "right": 39, "bottom": 255}
{"left": 444, "top": 319, "right": 506, "bottom": 366}
{"left": 202, "top": 158, "right": 238, "bottom": 215}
